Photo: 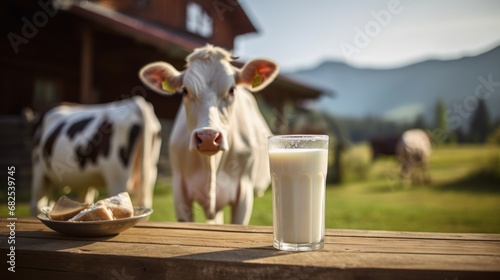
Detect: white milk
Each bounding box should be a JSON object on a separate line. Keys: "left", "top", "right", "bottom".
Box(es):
{"left": 269, "top": 148, "right": 328, "bottom": 245}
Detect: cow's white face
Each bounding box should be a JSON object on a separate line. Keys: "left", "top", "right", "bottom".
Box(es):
{"left": 181, "top": 56, "right": 235, "bottom": 155}
{"left": 139, "top": 45, "right": 279, "bottom": 156}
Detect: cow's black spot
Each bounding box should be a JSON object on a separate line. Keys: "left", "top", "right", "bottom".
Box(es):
{"left": 75, "top": 119, "right": 114, "bottom": 169}
{"left": 119, "top": 124, "right": 141, "bottom": 167}
{"left": 66, "top": 117, "right": 94, "bottom": 140}
{"left": 33, "top": 128, "right": 42, "bottom": 148}
{"left": 43, "top": 121, "right": 66, "bottom": 167}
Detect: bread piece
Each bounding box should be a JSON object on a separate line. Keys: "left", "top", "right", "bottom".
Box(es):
{"left": 69, "top": 205, "right": 114, "bottom": 222}
{"left": 49, "top": 196, "right": 90, "bottom": 221}
{"left": 96, "top": 192, "right": 134, "bottom": 219}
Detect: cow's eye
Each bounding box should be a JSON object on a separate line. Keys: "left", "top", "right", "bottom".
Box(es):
{"left": 228, "top": 86, "right": 235, "bottom": 97}
{"left": 181, "top": 87, "right": 188, "bottom": 97}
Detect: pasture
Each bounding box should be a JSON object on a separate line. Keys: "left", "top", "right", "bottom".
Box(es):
{"left": 3, "top": 144, "right": 499, "bottom": 233}
{"left": 149, "top": 143, "right": 500, "bottom": 233}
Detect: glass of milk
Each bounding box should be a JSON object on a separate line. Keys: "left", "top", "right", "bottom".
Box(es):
{"left": 268, "top": 135, "right": 329, "bottom": 251}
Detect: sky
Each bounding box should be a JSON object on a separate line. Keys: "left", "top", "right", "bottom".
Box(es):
{"left": 234, "top": 0, "right": 500, "bottom": 71}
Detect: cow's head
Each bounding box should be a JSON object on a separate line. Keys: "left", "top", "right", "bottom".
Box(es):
{"left": 139, "top": 45, "right": 279, "bottom": 155}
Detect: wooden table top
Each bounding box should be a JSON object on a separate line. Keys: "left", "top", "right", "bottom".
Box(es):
{"left": 1, "top": 217, "right": 500, "bottom": 279}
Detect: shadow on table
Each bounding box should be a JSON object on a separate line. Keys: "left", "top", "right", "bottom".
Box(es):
{"left": 9, "top": 229, "right": 116, "bottom": 250}
{"left": 171, "top": 246, "right": 320, "bottom": 279}
{"left": 174, "top": 245, "right": 303, "bottom": 262}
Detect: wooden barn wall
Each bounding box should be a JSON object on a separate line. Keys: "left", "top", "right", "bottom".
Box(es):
{"left": 1, "top": 4, "right": 186, "bottom": 118}
{"left": 1, "top": 7, "right": 82, "bottom": 114}
{"left": 0, "top": 116, "right": 33, "bottom": 194}
{"left": 97, "top": 0, "right": 185, "bottom": 31}
{"left": 96, "top": 0, "right": 235, "bottom": 49}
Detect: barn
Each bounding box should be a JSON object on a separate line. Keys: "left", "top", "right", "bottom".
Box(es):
{"left": 0, "top": 0, "right": 328, "bottom": 191}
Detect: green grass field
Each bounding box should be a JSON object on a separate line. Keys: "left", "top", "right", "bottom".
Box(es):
{"left": 3, "top": 144, "right": 500, "bottom": 233}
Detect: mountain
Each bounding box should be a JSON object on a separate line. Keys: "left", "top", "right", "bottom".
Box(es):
{"left": 290, "top": 45, "right": 500, "bottom": 126}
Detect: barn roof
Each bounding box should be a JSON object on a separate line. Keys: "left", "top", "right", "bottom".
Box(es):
{"left": 60, "top": 0, "right": 201, "bottom": 56}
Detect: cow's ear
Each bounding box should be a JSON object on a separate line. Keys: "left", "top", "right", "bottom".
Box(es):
{"left": 236, "top": 59, "right": 279, "bottom": 92}
{"left": 139, "top": 62, "right": 184, "bottom": 95}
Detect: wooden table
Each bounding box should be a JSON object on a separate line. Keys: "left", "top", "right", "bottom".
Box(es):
{"left": 1, "top": 218, "right": 499, "bottom": 279}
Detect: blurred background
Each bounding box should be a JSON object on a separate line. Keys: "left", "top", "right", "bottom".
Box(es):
{"left": 1, "top": 0, "right": 499, "bottom": 232}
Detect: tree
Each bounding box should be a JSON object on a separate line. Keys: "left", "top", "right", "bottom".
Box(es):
{"left": 452, "top": 127, "right": 466, "bottom": 143}
{"left": 487, "top": 127, "right": 500, "bottom": 145}
{"left": 492, "top": 117, "right": 500, "bottom": 131}
{"left": 413, "top": 114, "right": 426, "bottom": 129}
{"left": 435, "top": 99, "right": 447, "bottom": 129}
{"left": 469, "top": 99, "right": 491, "bottom": 143}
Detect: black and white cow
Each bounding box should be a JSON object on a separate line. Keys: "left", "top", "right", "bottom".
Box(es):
{"left": 30, "top": 96, "right": 161, "bottom": 215}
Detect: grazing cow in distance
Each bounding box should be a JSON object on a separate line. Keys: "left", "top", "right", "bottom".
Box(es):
{"left": 139, "top": 44, "right": 278, "bottom": 224}
{"left": 30, "top": 96, "right": 161, "bottom": 215}
{"left": 369, "top": 129, "right": 432, "bottom": 185}
{"left": 368, "top": 133, "right": 402, "bottom": 161}
{"left": 396, "top": 129, "right": 432, "bottom": 185}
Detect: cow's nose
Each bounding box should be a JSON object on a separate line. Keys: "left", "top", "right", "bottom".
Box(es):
{"left": 195, "top": 130, "right": 222, "bottom": 155}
